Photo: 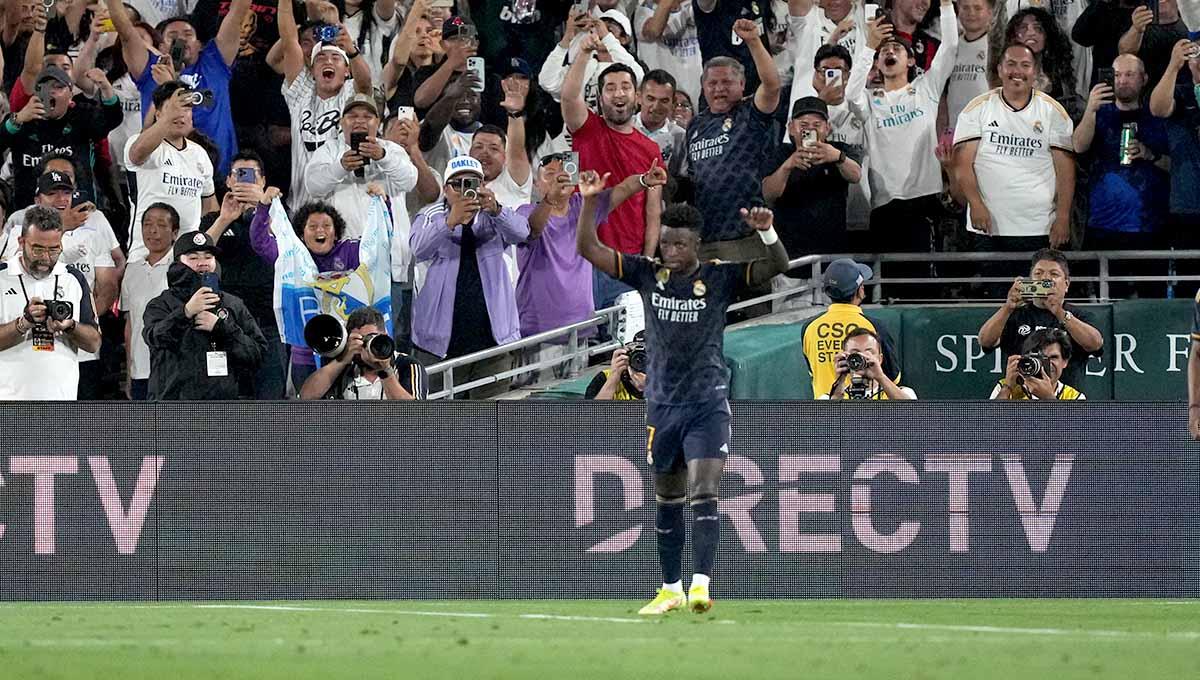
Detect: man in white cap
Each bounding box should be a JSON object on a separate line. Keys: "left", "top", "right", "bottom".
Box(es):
{"left": 305, "top": 94, "right": 419, "bottom": 237}
{"left": 409, "top": 156, "right": 530, "bottom": 398}
{"left": 277, "top": 0, "right": 372, "bottom": 208}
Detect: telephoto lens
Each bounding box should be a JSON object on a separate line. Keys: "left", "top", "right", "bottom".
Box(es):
{"left": 362, "top": 333, "right": 395, "bottom": 361}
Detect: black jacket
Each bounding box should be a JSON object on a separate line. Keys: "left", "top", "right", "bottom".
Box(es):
{"left": 143, "top": 263, "right": 268, "bottom": 400}
{"left": 0, "top": 93, "right": 123, "bottom": 205}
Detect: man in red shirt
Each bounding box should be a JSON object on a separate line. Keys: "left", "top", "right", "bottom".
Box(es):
{"left": 562, "top": 31, "right": 664, "bottom": 309}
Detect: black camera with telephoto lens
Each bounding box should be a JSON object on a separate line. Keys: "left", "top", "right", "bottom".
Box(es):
{"left": 845, "top": 352, "right": 866, "bottom": 372}
{"left": 45, "top": 299, "right": 73, "bottom": 322}
{"left": 1017, "top": 352, "right": 1046, "bottom": 379}
{"left": 360, "top": 333, "right": 395, "bottom": 361}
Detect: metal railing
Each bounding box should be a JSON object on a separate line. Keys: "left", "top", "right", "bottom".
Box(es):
{"left": 426, "top": 305, "right": 625, "bottom": 400}
{"left": 424, "top": 250, "right": 1200, "bottom": 399}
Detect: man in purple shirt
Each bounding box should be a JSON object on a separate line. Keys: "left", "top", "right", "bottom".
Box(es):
{"left": 410, "top": 156, "right": 530, "bottom": 399}
{"left": 512, "top": 154, "right": 668, "bottom": 385}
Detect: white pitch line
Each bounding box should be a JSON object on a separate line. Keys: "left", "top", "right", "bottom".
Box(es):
{"left": 519, "top": 614, "right": 643, "bottom": 624}
{"left": 835, "top": 621, "right": 1200, "bottom": 640}
{"left": 196, "top": 604, "right": 493, "bottom": 618}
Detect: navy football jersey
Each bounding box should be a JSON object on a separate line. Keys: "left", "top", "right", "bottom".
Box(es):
{"left": 686, "top": 98, "right": 778, "bottom": 242}
{"left": 618, "top": 254, "right": 755, "bottom": 404}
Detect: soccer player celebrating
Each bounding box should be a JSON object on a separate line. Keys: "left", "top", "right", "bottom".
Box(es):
{"left": 576, "top": 168, "right": 789, "bottom": 615}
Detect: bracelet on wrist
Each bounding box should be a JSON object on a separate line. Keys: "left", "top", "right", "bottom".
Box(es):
{"left": 638, "top": 173, "right": 650, "bottom": 189}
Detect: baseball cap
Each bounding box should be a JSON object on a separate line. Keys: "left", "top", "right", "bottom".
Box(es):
{"left": 598, "top": 9, "right": 632, "bottom": 38}
{"left": 790, "top": 96, "right": 829, "bottom": 120}
{"left": 342, "top": 93, "right": 378, "bottom": 117}
{"left": 36, "top": 171, "right": 74, "bottom": 195}
{"left": 310, "top": 41, "right": 350, "bottom": 65}
{"left": 36, "top": 65, "right": 71, "bottom": 88}
{"left": 500, "top": 56, "right": 532, "bottom": 79}
{"left": 442, "top": 15, "right": 473, "bottom": 40}
{"left": 444, "top": 155, "right": 484, "bottom": 182}
{"left": 879, "top": 36, "right": 915, "bottom": 58}
{"left": 823, "top": 258, "right": 873, "bottom": 300}
{"left": 173, "top": 231, "right": 221, "bottom": 260}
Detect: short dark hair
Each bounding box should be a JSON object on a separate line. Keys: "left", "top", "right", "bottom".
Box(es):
{"left": 1030, "top": 248, "right": 1070, "bottom": 278}
{"left": 661, "top": 203, "right": 704, "bottom": 234}
{"left": 231, "top": 150, "right": 266, "bottom": 179}
{"left": 346, "top": 307, "right": 385, "bottom": 332}
{"left": 474, "top": 123, "right": 507, "bottom": 147}
{"left": 293, "top": 201, "right": 347, "bottom": 242}
{"left": 22, "top": 206, "right": 63, "bottom": 236}
{"left": 598, "top": 63, "right": 638, "bottom": 91}
{"left": 155, "top": 16, "right": 197, "bottom": 36}
{"left": 37, "top": 152, "right": 75, "bottom": 176}
{"left": 151, "top": 79, "right": 188, "bottom": 109}
{"left": 844, "top": 327, "right": 880, "bottom": 347}
{"left": 143, "top": 202, "right": 181, "bottom": 232}
{"left": 642, "top": 69, "right": 677, "bottom": 91}
{"left": 1022, "top": 327, "right": 1072, "bottom": 363}
{"left": 1001, "top": 41, "right": 1040, "bottom": 67}
{"left": 814, "top": 44, "right": 852, "bottom": 71}
{"left": 133, "top": 21, "right": 162, "bottom": 48}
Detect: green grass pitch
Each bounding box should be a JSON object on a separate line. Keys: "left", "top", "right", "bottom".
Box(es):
{"left": 1, "top": 599, "right": 1197, "bottom": 679}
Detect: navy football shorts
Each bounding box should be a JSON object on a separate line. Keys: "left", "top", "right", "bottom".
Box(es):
{"left": 644, "top": 398, "right": 732, "bottom": 474}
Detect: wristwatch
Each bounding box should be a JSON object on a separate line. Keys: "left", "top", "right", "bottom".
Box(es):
{"left": 835, "top": 150, "right": 847, "bottom": 165}
{"left": 1062, "top": 311, "right": 1075, "bottom": 323}
{"left": 506, "top": 110, "right": 527, "bottom": 119}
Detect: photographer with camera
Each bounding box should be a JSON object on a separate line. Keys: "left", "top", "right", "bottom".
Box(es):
{"left": 990, "top": 328, "right": 1085, "bottom": 400}
{"left": 142, "top": 231, "right": 268, "bottom": 400}
{"left": 978, "top": 248, "right": 1104, "bottom": 387}
{"left": 585, "top": 332, "right": 648, "bottom": 401}
{"left": 299, "top": 307, "right": 426, "bottom": 400}
{"left": 823, "top": 328, "right": 917, "bottom": 400}
{"left": 0, "top": 206, "right": 102, "bottom": 400}
{"left": 410, "top": 155, "right": 529, "bottom": 399}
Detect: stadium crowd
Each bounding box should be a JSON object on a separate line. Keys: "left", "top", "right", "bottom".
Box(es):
{"left": 0, "top": 0, "right": 1195, "bottom": 401}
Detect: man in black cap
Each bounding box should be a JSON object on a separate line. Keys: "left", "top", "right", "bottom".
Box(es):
{"left": 761, "top": 96, "right": 863, "bottom": 265}
{"left": 0, "top": 64, "right": 122, "bottom": 205}
{"left": 801, "top": 258, "right": 901, "bottom": 399}
{"left": 142, "top": 231, "right": 268, "bottom": 400}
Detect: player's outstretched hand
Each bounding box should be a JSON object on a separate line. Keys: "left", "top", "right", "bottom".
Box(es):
{"left": 740, "top": 206, "right": 774, "bottom": 231}
{"left": 578, "top": 169, "right": 610, "bottom": 198}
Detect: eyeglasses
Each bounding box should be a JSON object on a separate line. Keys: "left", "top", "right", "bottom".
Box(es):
{"left": 28, "top": 245, "right": 62, "bottom": 257}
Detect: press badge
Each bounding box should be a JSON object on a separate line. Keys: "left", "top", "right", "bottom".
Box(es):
{"left": 206, "top": 351, "right": 229, "bottom": 377}
{"left": 31, "top": 325, "right": 55, "bottom": 351}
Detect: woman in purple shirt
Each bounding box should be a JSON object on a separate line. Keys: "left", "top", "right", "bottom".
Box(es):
{"left": 249, "top": 197, "right": 362, "bottom": 392}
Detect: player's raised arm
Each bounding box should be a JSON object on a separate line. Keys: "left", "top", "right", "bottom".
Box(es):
{"left": 741, "top": 207, "right": 789, "bottom": 286}
{"left": 576, "top": 170, "right": 621, "bottom": 278}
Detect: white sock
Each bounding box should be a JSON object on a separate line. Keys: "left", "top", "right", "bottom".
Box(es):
{"left": 691, "top": 573, "right": 710, "bottom": 589}
{"left": 663, "top": 580, "right": 683, "bottom": 594}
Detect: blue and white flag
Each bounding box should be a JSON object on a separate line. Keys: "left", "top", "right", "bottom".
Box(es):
{"left": 270, "top": 196, "right": 394, "bottom": 350}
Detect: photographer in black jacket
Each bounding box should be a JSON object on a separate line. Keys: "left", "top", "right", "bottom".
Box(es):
{"left": 142, "top": 232, "right": 267, "bottom": 400}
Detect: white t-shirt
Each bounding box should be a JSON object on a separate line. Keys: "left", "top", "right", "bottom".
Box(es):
{"left": 846, "top": 5, "right": 960, "bottom": 208}
{"left": 486, "top": 166, "right": 533, "bottom": 289}
{"left": 125, "top": 135, "right": 215, "bottom": 261}
{"left": 632, "top": 1, "right": 703, "bottom": 104}
{"left": 109, "top": 75, "right": 143, "bottom": 172}
{"left": 0, "top": 255, "right": 96, "bottom": 399}
{"left": 0, "top": 210, "right": 116, "bottom": 362}
{"left": 826, "top": 102, "right": 872, "bottom": 230}
{"left": 127, "top": 0, "right": 198, "bottom": 30}
{"left": 119, "top": 253, "right": 172, "bottom": 380}
{"left": 953, "top": 88, "right": 1074, "bottom": 238}
{"left": 282, "top": 70, "right": 357, "bottom": 208}
{"left": 946, "top": 33, "right": 991, "bottom": 137}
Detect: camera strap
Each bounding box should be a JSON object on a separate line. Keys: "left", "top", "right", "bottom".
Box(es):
{"left": 17, "top": 273, "right": 59, "bottom": 351}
